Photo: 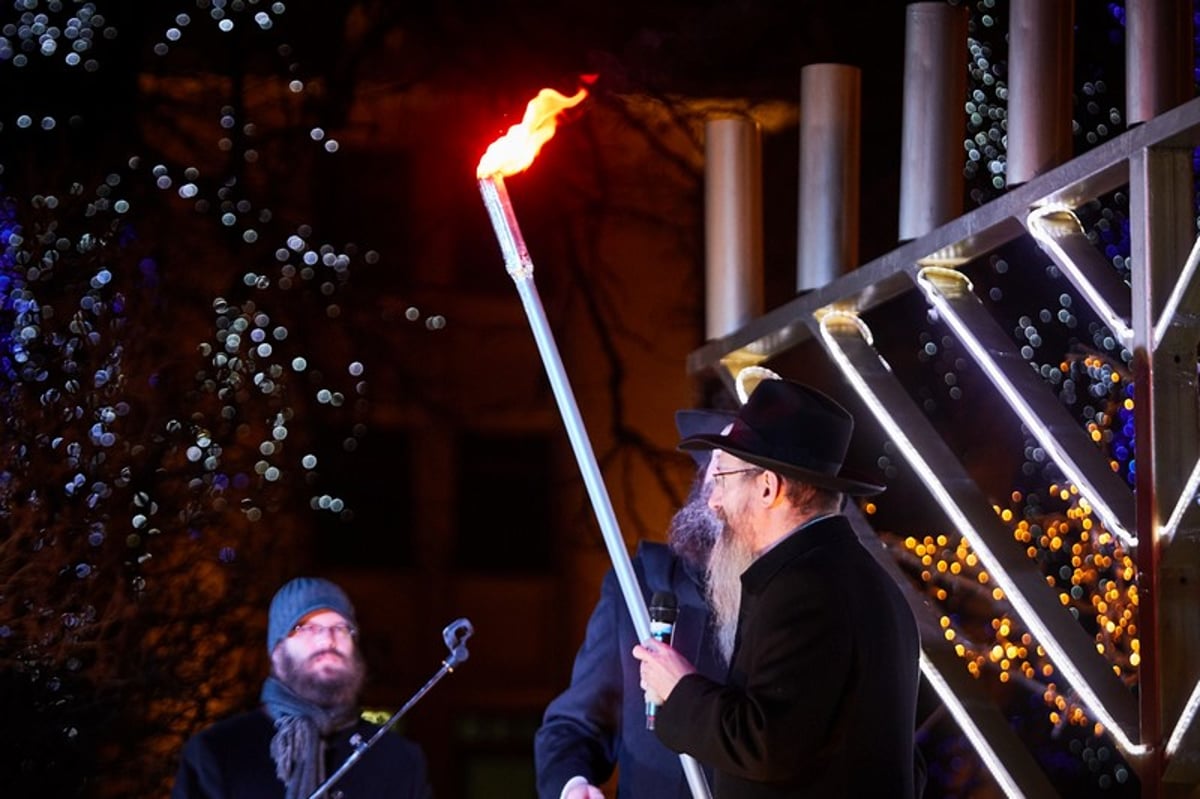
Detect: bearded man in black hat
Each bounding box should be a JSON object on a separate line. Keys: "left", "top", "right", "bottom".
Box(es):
{"left": 634, "top": 379, "right": 921, "bottom": 798}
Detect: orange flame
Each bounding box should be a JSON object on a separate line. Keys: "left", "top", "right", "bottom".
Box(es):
{"left": 476, "top": 87, "right": 588, "bottom": 178}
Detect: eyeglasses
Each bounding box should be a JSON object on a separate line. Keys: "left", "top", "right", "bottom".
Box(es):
{"left": 712, "top": 467, "right": 762, "bottom": 486}
{"left": 291, "top": 622, "right": 357, "bottom": 641}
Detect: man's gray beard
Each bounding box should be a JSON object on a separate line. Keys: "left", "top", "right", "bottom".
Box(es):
{"left": 277, "top": 647, "right": 366, "bottom": 710}
{"left": 705, "top": 522, "right": 757, "bottom": 665}
{"left": 667, "top": 477, "right": 722, "bottom": 570}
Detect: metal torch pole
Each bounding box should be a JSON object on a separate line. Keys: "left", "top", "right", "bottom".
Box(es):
{"left": 478, "top": 174, "right": 712, "bottom": 799}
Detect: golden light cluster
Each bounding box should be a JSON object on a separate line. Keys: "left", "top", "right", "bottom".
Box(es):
{"left": 899, "top": 479, "right": 1139, "bottom": 731}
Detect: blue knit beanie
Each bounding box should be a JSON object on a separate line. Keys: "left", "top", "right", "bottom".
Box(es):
{"left": 267, "top": 577, "right": 357, "bottom": 654}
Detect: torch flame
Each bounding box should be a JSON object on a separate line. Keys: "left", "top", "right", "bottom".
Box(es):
{"left": 476, "top": 87, "right": 588, "bottom": 179}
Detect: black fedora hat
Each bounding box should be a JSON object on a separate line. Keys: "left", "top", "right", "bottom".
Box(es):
{"left": 678, "top": 379, "right": 884, "bottom": 496}
{"left": 674, "top": 408, "right": 737, "bottom": 468}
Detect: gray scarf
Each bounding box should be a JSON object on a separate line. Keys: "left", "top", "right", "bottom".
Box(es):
{"left": 261, "top": 676, "right": 358, "bottom": 799}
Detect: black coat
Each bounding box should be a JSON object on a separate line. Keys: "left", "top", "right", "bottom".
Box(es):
{"left": 172, "top": 708, "right": 433, "bottom": 799}
{"left": 534, "top": 543, "right": 726, "bottom": 798}
{"left": 656, "top": 516, "right": 921, "bottom": 798}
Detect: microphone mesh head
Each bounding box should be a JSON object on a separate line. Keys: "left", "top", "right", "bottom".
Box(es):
{"left": 649, "top": 591, "right": 678, "bottom": 623}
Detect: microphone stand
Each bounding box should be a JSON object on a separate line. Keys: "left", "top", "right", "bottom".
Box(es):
{"left": 307, "top": 618, "right": 474, "bottom": 799}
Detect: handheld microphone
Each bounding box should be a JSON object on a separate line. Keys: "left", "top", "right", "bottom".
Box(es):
{"left": 645, "top": 590, "right": 678, "bottom": 730}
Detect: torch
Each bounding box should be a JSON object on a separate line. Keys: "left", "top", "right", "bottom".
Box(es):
{"left": 476, "top": 88, "right": 712, "bottom": 799}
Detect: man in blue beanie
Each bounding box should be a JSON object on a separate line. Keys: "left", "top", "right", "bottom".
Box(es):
{"left": 173, "top": 576, "right": 433, "bottom": 799}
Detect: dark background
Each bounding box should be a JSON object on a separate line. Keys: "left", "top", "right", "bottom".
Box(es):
{"left": 0, "top": 2, "right": 1157, "bottom": 797}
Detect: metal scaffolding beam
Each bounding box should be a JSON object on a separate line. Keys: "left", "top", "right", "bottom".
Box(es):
{"left": 689, "top": 95, "right": 1200, "bottom": 797}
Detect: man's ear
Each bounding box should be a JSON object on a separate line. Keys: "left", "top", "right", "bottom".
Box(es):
{"left": 760, "top": 470, "right": 783, "bottom": 506}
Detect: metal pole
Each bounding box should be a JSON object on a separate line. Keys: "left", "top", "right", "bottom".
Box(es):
{"left": 898, "top": 2, "right": 967, "bottom": 240}
{"left": 1130, "top": 141, "right": 1200, "bottom": 798}
{"left": 798, "top": 63, "right": 861, "bottom": 292}
{"left": 1006, "top": 0, "right": 1074, "bottom": 185}
{"left": 705, "top": 117, "right": 763, "bottom": 340}
{"left": 1126, "top": 0, "right": 1194, "bottom": 124}
{"left": 478, "top": 174, "right": 712, "bottom": 799}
